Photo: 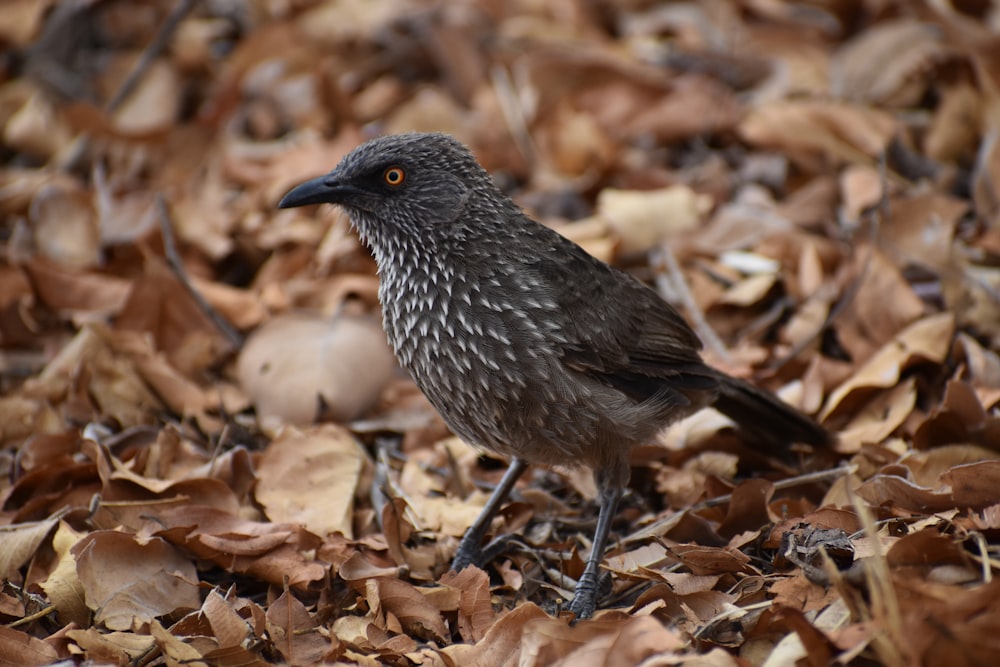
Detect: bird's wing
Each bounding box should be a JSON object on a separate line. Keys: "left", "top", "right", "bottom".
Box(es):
{"left": 525, "top": 229, "right": 717, "bottom": 398}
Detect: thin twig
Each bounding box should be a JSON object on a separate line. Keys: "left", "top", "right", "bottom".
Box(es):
{"left": 155, "top": 195, "right": 244, "bottom": 348}
{"left": 59, "top": 0, "right": 198, "bottom": 173}
{"left": 6, "top": 605, "right": 58, "bottom": 628}
{"left": 490, "top": 65, "right": 536, "bottom": 167}
{"left": 106, "top": 0, "right": 198, "bottom": 113}
{"left": 656, "top": 243, "right": 731, "bottom": 363}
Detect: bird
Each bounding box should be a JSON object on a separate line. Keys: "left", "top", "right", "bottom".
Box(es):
{"left": 278, "top": 132, "right": 830, "bottom": 619}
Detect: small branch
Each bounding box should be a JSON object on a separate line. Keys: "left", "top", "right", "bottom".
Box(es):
{"left": 6, "top": 605, "right": 58, "bottom": 628}
{"left": 490, "top": 65, "right": 536, "bottom": 167}
{"left": 155, "top": 195, "right": 244, "bottom": 349}
{"left": 106, "top": 0, "right": 198, "bottom": 113}
{"left": 59, "top": 0, "right": 198, "bottom": 172}
{"left": 655, "top": 243, "right": 731, "bottom": 363}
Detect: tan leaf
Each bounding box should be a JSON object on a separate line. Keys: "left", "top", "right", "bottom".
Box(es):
{"left": 256, "top": 424, "right": 371, "bottom": 538}
{"left": 740, "top": 101, "right": 896, "bottom": 169}
{"left": 595, "top": 186, "right": 710, "bottom": 255}
{"left": 29, "top": 183, "right": 100, "bottom": 269}
{"left": 0, "top": 626, "right": 60, "bottom": 667}
{"left": 111, "top": 59, "right": 180, "bottom": 137}
{"left": 237, "top": 312, "right": 395, "bottom": 427}
{"left": 73, "top": 531, "right": 201, "bottom": 631}
{"left": 830, "top": 20, "right": 944, "bottom": 106}
{"left": 37, "top": 521, "right": 89, "bottom": 628}
{"left": 0, "top": 514, "right": 61, "bottom": 581}
{"left": 821, "top": 313, "right": 955, "bottom": 421}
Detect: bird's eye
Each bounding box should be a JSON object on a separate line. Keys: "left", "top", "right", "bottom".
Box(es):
{"left": 383, "top": 167, "right": 405, "bottom": 186}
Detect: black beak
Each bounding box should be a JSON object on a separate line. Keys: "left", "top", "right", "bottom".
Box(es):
{"left": 278, "top": 175, "right": 365, "bottom": 209}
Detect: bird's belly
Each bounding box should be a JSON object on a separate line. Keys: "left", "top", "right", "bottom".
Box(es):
{"left": 380, "top": 280, "right": 642, "bottom": 466}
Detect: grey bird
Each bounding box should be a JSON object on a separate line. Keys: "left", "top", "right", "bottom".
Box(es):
{"left": 278, "top": 132, "right": 830, "bottom": 619}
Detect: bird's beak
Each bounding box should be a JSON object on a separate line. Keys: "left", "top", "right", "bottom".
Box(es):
{"left": 278, "top": 174, "right": 366, "bottom": 209}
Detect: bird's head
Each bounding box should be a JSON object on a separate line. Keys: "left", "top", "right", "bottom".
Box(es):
{"left": 278, "top": 133, "right": 503, "bottom": 245}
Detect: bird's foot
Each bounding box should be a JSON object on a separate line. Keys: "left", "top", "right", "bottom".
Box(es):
{"left": 567, "top": 589, "right": 597, "bottom": 621}
{"left": 451, "top": 534, "right": 515, "bottom": 572}
{"left": 566, "top": 572, "right": 612, "bottom": 622}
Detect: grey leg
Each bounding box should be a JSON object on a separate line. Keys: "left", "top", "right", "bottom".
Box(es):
{"left": 451, "top": 457, "right": 529, "bottom": 571}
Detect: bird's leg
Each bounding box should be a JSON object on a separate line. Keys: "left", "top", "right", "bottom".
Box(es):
{"left": 451, "top": 457, "right": 529, "bottom": 571}
{"left": 567, "top": 468, "right": 625, "bottom": 620}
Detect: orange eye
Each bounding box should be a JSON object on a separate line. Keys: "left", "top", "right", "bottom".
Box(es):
{"left": 383, "top": 167, "right": 405, "bottom": 186}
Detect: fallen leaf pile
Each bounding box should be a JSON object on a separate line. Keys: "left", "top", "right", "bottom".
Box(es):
{"left": 2, "top": 1, "right": 1000, "bottom": 665}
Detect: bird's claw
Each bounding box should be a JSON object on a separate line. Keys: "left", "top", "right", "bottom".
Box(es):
{"left": 567, "top": 591, "right": 597, "bottom": 621}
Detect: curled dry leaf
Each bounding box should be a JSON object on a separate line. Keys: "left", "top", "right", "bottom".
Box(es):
{"left": 266, "top": 588, "right": 332, "bottom": 665}
{"left": 0, "top": 514, "right": 61, "bottom": 581}
{"left": 913, "top": 380, "right": 1000, "bottom": 451}
{"left": 237, "top": 312, "right": 396, "bottom": 427}
{"left": 439, "top": 603, "right": 548, "bottom": 667}
{"left": 37, "top": 521, "right": 89, "bottom": 629}
{"left": 363, "top": 576, "right": 450, "bottom": 643}
{"left": 4, "top": 91, "right": 71, "bottom": 161}
{"left": 22, "top": 258, "right": 131, "bottom": 318}
{"left": 882, "top": 193, "right": 965, "bottom": 273}
{"left": 63, "top": 628, "right": 156, "bottom": 665}
{"left": 152, "top": 504, "right": 328, "bottom": 588}
{"left": 520, "top": 613, "right": 686, "bottom": 667}
{"left": 437, "top": 566, "right": 495, "bottom": 643}
{"left": 831, "top": 20, "right": 945, "bottom": 106}
{"left": 834, "top": 378, "right": 917, "bottom": 454}
{"left": 838, "top": 164, "right": 883, "bottom": 223}
{"left": 539, "top": 103, "right": 616, "bottom": 178}
{"left": 925, "top": 82, "right": 982, "bottom": 163}
{"left": 821, "top": 312, "right": 955, "bottom": 421}
{"left": 835, "top": 248, "right": 927, "bottom": 364}
{"left": 199, "top": 590, "right": 253, "bottom": 650}
{"left": 739, "top": 101, "right": 896, "bottom": 169}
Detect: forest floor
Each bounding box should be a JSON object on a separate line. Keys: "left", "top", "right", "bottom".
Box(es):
{"left": 2, "top": 1, "right": 1000, "bottom": 665}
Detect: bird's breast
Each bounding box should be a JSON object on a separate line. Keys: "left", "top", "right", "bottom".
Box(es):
{"left": 379, "top": 262, "right": 526, "bottom": 391}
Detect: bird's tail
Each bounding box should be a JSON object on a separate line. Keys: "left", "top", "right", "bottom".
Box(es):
{"left": 711, "top": 372, "right": 830, "bottom": 448}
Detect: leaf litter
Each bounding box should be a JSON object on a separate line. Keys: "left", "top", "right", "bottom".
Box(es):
{"left": 2, "top": 1, "right": 1000, "bottom": 665}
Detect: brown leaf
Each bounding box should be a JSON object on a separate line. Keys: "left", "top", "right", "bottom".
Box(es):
{"left": 201, "top": 590, "right": 252, "bottom": 649}
{"left": 0, "top": 514, "right": 60, "bottom": 581}
{"left": 740, "top": 101, "right": 896, "bottom": 170}
{"left": 438, "top": 567, "right": 495, "bottom": 643}
{"left": 72, "top": 531, "right": 201, "bottom": 631}
{"left": 255, "top": 424, "right": 371, "bottom": 539}
{"left": 0, "top": 626, "right": 60, "bottom": 667}
{"left": 830, "top": 20, "right": 945, "bottom": 106}
{"left": 63, "top": 628, "right": 155, "bottom": 665}
{"left": 266, "top": 589, "right": 332, "bottom": 665}
{"left": 821, "top": 313, "right": 955, "bottom": 421}
{"left": 365, "top": 577, "right": 450, "bottom": 643}
{"left": 519, "top": 613, "right": 686, "bottom": 667}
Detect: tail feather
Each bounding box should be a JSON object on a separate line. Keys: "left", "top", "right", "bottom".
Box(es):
{"left": 711, "top": 372, "right": 830, "bottom": 448}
